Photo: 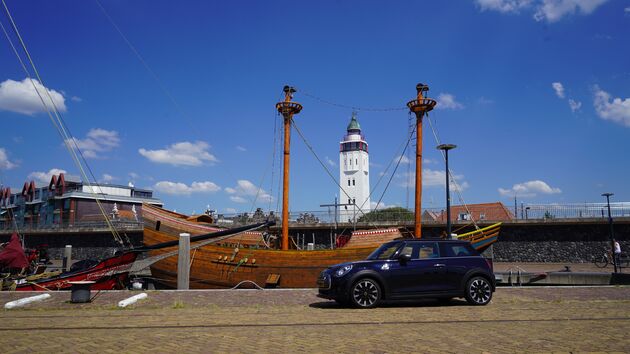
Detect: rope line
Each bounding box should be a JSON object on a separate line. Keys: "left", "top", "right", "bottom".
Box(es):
{"left": 300, "top": 90, "right": 407, "bottom": 112}
{"left": 1, "top": 2, "right": 128, "bottom": 245}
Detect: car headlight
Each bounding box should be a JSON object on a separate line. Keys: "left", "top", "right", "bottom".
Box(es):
{"left": 334, "top": 265, "right": 353, "bottom": 277}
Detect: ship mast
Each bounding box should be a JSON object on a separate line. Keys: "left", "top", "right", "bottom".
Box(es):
{"left": 276, "top": 86, "right": 303, "bottom": 250}
{"left": 406, "top": 83, "right": 436, "bottom": 238}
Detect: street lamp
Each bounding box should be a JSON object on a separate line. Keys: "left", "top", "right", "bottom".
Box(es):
{"left": 602, "top": 193, "right": 618, "bottom": 273}
{"left": 437, "top": 144, "right": 456, "bottom": 238}
{"left": 525, "top": 207, "right": 530, "bottom": 220}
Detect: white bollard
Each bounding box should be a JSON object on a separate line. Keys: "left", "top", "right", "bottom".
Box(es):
{"left": 5, "top": 293, "right": 51, "bottom": 309}
{"left": 117, "top": 293, "right": 148, "bottom": 308}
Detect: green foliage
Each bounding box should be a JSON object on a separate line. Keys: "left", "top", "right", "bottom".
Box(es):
{"left": 357, "top": 207, "right": 413, "bottom": 222}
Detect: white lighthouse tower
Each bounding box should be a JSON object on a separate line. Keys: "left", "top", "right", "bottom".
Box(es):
{"left": 339, "top": 112, "right": 371, "bottom": 222}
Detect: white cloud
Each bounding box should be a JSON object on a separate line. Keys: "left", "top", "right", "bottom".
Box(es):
{"left": 236, "top": 145, "right": 247, "bottom": 152}
{"left": 153, "top": 180, "right": 221, "bottom": 196}
{"left": 28, "top": 168, "right": 67, "bottom": 185}
{"left": 399, "top": 169, "right": 469, "bottom": 191}
{"left": 476, "top": 0, "right": 532, "bottom": 13}
{"left": 225, "top": 207, "right": 237, "bottom": 213}
{"left": 593, "top": 86, "right": 630, "bottom": 127}
{"left": 498, "top": 180, "right": 561, "bottom": 197}
{"left": 436, "top": 93, "right": 464, "bottom": 110}
{"left": 477, "top": 97, "right": 495, "bottom": 105}
{"left": 568, "top": 99, "right": 582, "bottom": 112}
{"left": 0, "top": 78, "right": 66, "bottom": 115}
{"left": 394, "top": 155, "right": 411, "bottom": 164}
{"left": 552, "top": 82, "right": 565, "bottom": 98}
{"left": 370, "top": 201, "right": 399, "bottom": 210}
{"left": 625, "top": 6, "right": 630, "bottom": 15}
{"left": 225, "top": 179, "right": 273, "bottom": 203}
{"left": 0, "top": 148, "right": 17, "bottom": 170}
{"left": 326, "top": 156, "right": 336, "bottom": 167}
{"left": 475, "top": 0, "right": 609, "bottom": 22}
{"left": 71, "top": 96, "right": 82, "bottom": 102}
{"left": 129, "top": 172, "right": 140, "bottom": 180}
{"left": 534, "top": 0, "right": 608, "bottom": 22}
{"left": 101, "top": 174, "right": 116, "bottom": 183}
{"left": 66, "top": 128, "right": 120, "bottom": 159}
{"left": 230, "top": 196, "right": 248, "bottom": 203}
{"left": 139, "top": 141, "right": 218, "bottom": 166}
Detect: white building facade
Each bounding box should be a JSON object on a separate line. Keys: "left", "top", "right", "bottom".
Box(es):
{"left": 339, "top": 113, "right": 371, "bottom": 222}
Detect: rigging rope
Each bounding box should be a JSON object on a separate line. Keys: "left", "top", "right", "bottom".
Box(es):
{"left": 299, "top": 90, "right": 407, "bottom": 112}
{"left": 290, "top": 118, "right": 368, "bottom": 220}
{"left": 426, "top": 114, "right": 479, "bottom": 230}
{"left": 1, "top": 0, "right": 129, "bottom": 246}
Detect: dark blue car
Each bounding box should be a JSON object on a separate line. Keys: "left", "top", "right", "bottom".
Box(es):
{"left": 317, "top": 239, "right": 495, "bottom": 308}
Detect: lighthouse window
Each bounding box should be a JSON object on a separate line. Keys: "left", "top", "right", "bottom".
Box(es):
{"left": 352, "top": 179, "right": 355, "bottom": 186}
{"left": 348, "top": 198, "right": 351, "bottom": 205}
{"left": 356, "top": 158, "right": 358, "bottom": 165}
{"left": 348, "top": 179, "right": 351, "bottom": 186}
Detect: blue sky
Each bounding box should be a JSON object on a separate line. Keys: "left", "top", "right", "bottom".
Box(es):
{"left": 0, "top": 0, "right": 629, "bottom": 214}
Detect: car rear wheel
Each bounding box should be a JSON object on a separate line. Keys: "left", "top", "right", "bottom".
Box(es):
{"left": 465, "top": 276, "right": 492, "bottom": 306}
{"left": 350, "top": 278, "right": 381, "bottom": 308}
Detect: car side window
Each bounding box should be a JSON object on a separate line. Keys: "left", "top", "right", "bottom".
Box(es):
{"left": 417, "top": 242, "right": 439, "bottom": 259}
{"left": 441, "top": 244, "right": 474, "bottom": 257}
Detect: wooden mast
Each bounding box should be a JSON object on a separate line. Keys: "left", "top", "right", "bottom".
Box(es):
{"left": 406, "top": 83, "right": 436, "bottom": 238}
{"left": 276, "top": 86, "right": 302, "bottom": 250}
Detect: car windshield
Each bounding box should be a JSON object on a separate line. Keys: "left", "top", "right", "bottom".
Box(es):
{"left": 367, "top": 242, "right": 401, "bottom": 260}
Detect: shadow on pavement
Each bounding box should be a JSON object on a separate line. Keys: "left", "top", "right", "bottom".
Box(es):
{"left": 309, "top": 298, "right": 469, "bottom": 309}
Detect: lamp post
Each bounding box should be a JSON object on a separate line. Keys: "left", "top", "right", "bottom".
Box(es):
{"left": 437, "top": 144, "right": 456, "bottom": 238}
{"left": 525, "top": 207, "right": 530, "bottom": 220}
{"left": 602, "top": 193, "right": 617, "bottom": 273}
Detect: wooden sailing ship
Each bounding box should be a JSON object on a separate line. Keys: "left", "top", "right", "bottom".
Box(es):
{"left": 142, "top": 84, "right": 501, "bottom": 289}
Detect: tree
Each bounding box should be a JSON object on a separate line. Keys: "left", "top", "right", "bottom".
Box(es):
{"left": 357, "top": 207, "right": 413, "bottom": 223}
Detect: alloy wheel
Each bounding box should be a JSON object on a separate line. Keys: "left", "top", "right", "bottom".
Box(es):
{"left": 466, "top": 277, "right": 492, "bottom": 305}
{"left": 352, "top": 279, "right": 380, "bottom": 308}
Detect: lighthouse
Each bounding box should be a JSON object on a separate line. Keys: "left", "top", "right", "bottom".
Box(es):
{"left": 339, "top": 112, "right": 371, "bottom": 222}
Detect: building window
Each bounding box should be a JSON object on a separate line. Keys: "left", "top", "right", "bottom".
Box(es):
{"left": 480, "top": 213, "right": 486, "bottom": 220}
{"left": 352, "top": 179, "right": 355, "bottom": 186}
{"left": 458, "top": 213, "right": 471, "bottom": 221}
{"left": 348, "top": 198, "right": 351, "bottom": 205}
{"left": 348, "top": 179, "right": 351, "bottom": 186}
{"left": 356, "top": 158, "right": 358, "bottom": 165}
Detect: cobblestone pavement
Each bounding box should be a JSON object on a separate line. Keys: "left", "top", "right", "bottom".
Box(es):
{"left": 1, "top": 287, "right": 629, "bottom": 353}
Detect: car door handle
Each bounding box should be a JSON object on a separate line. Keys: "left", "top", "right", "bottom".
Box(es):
{"left": 433, "top": 264, "right": 446, "bottom": 267}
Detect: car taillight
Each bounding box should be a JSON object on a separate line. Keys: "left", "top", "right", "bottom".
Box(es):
{"left": 485, "top": 258, "right": 493, "bottom": 272}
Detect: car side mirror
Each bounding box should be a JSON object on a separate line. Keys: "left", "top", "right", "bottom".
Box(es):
{"left": 398, "top": 253, "right": 411, "bottom": 263}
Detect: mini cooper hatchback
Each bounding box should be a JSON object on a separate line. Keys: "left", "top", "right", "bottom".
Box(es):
{"left": 317, "top": 239, "right": 495, "bottom": 308}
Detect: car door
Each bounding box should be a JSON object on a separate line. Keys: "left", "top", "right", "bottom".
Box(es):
{"left": 438, "top": 242, "right": 476, "bottom": 291}
{"left": 387, "top": 241, "right": 447, "bottom": 296}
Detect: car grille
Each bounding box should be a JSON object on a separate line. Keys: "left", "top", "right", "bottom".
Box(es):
{"left": 317, "top": 271, "right": 331, "bottom": 289}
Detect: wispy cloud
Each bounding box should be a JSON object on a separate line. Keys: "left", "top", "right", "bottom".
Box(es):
{"left": 225, "top": 179, "right": 273, "bottom": 204}
{"left": 551, "top": 82, "right": 581, "bottom": 113}
{"left": 154, "top": 180, "right": 221, "bottom": 195}
{"left": 27, "top": 168, "right": 67, "bottom": 185}
{"left": 498, "top": 180, "right": 561, "bottom": 197}
{"left": 236, "top": 145, "right": 247, "bottom": 152}
{"left": 370, "top": 201, "right": 399, "bottom": 210}
{"left": 101, "top": 174, "right": 116, "bottom": 183}
{"left": 552, "top": 82, "right": 565, "bottom": 98}
{"left": 0, "top": 78, "right": 66, "bottom": 115}
{"left": 436, "top": 93, "right": 464, "bottom": 110}
{"left": 71, "top": 96, "right": 82, "bottom": 102}
{"left": 398, "top": 169, "right": 469, "bottom": 191}
{"left": 0, "top": 148, "right": 17, "bottom": 170}
{"left": 475, "top": 0, "right": 609, "bottom": 22}
{"left": 139, "top": 141, "right": 218, "bottom": 166}
{"left": 593, "top": 86, "right": 630, "bottom": 127}
{"left": 66, "top": 128, "right": 120, "bottom": 159}
{"left": 326, "top": 156, "right": 336, "bottom": 167}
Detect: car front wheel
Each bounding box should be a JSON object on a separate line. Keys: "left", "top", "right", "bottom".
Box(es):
{"left": 350, "top": 278, "right": 381, "bottom": 308}
{"left": 465, "top": 276, "right": 492, "bottom": 306}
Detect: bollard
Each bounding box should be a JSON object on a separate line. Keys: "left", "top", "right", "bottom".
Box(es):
{"left": 63, "top": 245, "right": 72, "bottom": 272}
{"left": 177, "top": 233, "right": 191, "bottom": 290}
{"left": 118, "top": 293, "right": 148, "bottom": 308}
{"left": 5, "top": 294, "right": 51, "bottom": 309}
